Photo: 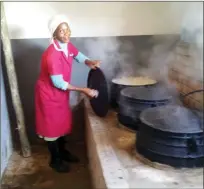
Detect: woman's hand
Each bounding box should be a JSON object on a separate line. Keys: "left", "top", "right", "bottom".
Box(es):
{"left": 85, "top": 60, "right": 100, "bottom": 70}
{"left": 82, "top": 88, "right": 99, "bottom": 98}
{"left": 67, "top": 84, "right": 98, "bottom": 98}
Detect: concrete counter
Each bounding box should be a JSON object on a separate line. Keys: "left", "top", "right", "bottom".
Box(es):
{"left": 83, "top": 96, "right": 203, "bottom": 189}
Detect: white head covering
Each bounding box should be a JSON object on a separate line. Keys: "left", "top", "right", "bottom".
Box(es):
{"left": 48, "top": 14, "right": 70, "bottom": 36}
{"left": 48, "top": 14, "right": 71, "bottom": 51}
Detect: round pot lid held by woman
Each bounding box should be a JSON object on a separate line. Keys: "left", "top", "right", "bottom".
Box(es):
{"left": 87, "top": 68, "right": 109, "bottom": 117}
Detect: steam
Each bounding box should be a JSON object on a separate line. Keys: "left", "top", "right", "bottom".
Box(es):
{"left": 138, "top": 35, "right": 179, "bottom": 84}
{"left": 138, "top": 2, "right": 203, "bottom": 86}
{"left": 73, "top": 2, "right": 203, "bottom": 110}
{"left": 143, "top": 105, "right": 202, "bottom": 132}
{"left": 182, "top": 3, "right": 203, "bottom": 82}
{"left": 82, "top": 37, "right": 138, "bottom": 80}
{"left": 80, "top": 2, "right": 203, "bottom": 87}
{"left": 181, "top": 3, "right": 203, "bottom": 48}
{"left": 171, "top": 2, "right": 203, "bottom": 82}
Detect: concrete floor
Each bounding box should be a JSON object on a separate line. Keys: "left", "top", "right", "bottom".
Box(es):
{"left": 1, "top": 141, "right": 93, "bottom": 189}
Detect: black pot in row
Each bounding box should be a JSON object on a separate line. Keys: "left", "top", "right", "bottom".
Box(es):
{"left": 117, "top": 85, "right": 172, "bottom": 131}
{"left": 136, "top": 105, "right": 204, "bottom": 168}
{"left": 110, "top": 77, "right": 204, "bottom": 168}
{"left": 110, "top": 79, "right": 156, "bottom": 109}
{"left": 87, "top": 68, "right": 204, "bottom": 168}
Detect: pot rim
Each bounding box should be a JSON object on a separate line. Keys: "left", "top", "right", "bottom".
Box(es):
{"left": 111, "top": 76, "right": 157, "bottom": 86}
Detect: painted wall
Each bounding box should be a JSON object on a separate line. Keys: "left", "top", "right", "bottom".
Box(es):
{"left": 2, "top": 2, "right": 201, "bottom": 144}
{"left": 3, "top": 2, "right": 193, "bottom": 39}
{"left": 0, "top": 52, "right": 13, "bottom": 178}
{"left": 9, "top": 36, "right": 161, "bottom": 144}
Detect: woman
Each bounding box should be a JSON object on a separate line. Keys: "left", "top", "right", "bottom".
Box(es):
{"left": 35, "top": 15, "right": 99, "bottom": 173}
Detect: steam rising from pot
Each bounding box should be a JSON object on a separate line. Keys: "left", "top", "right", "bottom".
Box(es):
{"left": 78, "top": 2, "right": 203, "bottom": 106}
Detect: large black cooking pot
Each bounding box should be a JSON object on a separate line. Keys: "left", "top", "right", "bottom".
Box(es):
{"left": 136, "top": 104, "right": 204, "bottom": 168}
{"left": 118, "top": 85, "right": 173, "bottom": 131}
{"left": 110, "top": 77, "right": 157, "bottom": 109}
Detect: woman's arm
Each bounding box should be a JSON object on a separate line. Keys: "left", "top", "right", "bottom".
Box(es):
{"left": 74, "top": 52, "right": 89, "bottom": 64}
{"left": 51, "top": 74, "right": 84, "bottom": 92}
{"left": 47, "top": 51, "right": 97, "bottom": 96}
{"left": 70, "top": 43, "right": 100, "bottom": 69}
{"left": 70, "top": 43, "right": 89, "bottom": 64}
{"left": 74, "top": 52, "right": 100, "bottom": 69}
{"left": 50, "top": 75, "right": 69, "bottom": 90}
{"left": 50, "top": 75, "right": 98, "bottom": 97}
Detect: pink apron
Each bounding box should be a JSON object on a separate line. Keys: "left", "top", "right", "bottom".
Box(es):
{"left": 35, "top": 41, "right": 78, "bottom": 138}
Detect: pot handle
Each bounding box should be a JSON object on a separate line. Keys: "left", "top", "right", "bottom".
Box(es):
{"left": 181, "top": 90, "right": 204, "bottom": 102}
{"left": 187, "top": 137, "right": 198, "bottom": 154}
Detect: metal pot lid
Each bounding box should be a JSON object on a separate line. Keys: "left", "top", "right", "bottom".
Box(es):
{"left": 121, "top": 85, "right": 172, "bottom": 101}
{"left": 87, "top": 68, "right": 109, "bottom": 117}
{"left": 140, "top": 105, "right": 203, "bottom": 133}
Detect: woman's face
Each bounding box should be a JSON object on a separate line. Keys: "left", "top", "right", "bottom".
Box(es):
{"left": 54, "top": 22, "right": 71, "bottom": 43}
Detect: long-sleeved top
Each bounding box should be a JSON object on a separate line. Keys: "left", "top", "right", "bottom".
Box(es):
{"left": 50, "top": 40, "right": 89, "bottom": 90}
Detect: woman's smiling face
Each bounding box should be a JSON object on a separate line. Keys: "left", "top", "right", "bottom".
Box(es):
{"left": 54, "top": 22, "right": 71, "bottom": 43}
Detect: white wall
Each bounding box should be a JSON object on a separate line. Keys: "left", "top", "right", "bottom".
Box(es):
{"left": 3, "top": 2, "right": 197, "bottom": 39}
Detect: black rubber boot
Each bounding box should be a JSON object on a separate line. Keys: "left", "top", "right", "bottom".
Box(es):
{"left": 47, "top": 140, "right": 70, "bottom": 173}
{"left": 58, "top": 137, "right": 80, "bottom": 163}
